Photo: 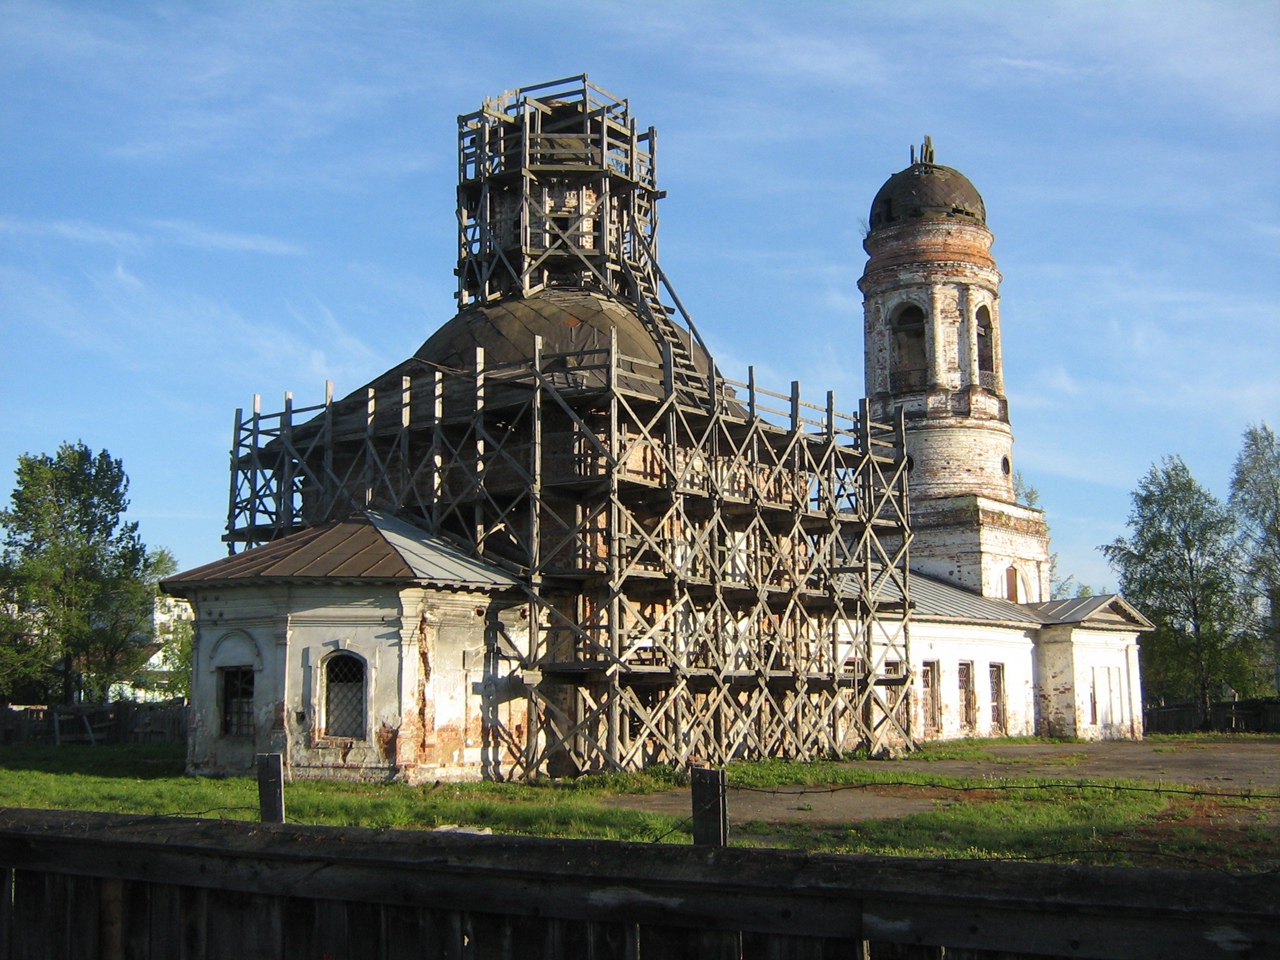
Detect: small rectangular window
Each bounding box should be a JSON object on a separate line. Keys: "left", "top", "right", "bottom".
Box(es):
{"left": 922, "top": 661, "right": 941, "bottom": 733}
{"left": 222, "top": 668, "right": 254, "bottom": 737}
{"left": 959, "top": 661, "right": 976, "bottom": 731}
{"left": 989, "top": 663, "right": 1006, "bottom": 734}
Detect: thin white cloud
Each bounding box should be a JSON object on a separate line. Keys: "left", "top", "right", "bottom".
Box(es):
{"left": 0, "top": 216, "right": 140, "bottom": 250}
{"left": 0, "top": 258, "right": 389, "bottom": 394}
{"left": 113, "top": 259, "right": 143, "bottom": 289}
{"left": 151, "top": 219, "right": 304, "bottom": 256}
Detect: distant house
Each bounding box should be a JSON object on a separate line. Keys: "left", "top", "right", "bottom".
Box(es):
{"left": 107, "top": 595, "right": 194, "bottom": 704}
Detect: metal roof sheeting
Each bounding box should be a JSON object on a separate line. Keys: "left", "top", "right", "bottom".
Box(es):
{"left": 162, "top": 512, "right": 520, "bottom": 591}
{"left": 908, "top": 573, "right": 1043, "bottom": 627}
{"left": 365, "top": 511, "right": 520, "bottom": 588}
{"left": 1028, "top": 595, "right": 1152, "bottom": 629}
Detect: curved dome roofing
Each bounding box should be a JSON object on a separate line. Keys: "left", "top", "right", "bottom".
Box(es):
{"left": 869, "top": 162, "right": 986, "bottom": 231}
{"left": 414, "top": 288, "right": 711, "bottom": 376}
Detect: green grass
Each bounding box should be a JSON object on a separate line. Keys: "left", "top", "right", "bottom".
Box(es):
{"left": 0, "top": 744, "right": 683, "bottom": 842}
{"left": 1145, "top": 732, "right": 1280, "bottom": 744}
{"left": 734, "top": 785, "right": 1169, "bottom": 864}
{"left": 1, "top": 743, "right": 1276, "bottom": 870}
{"left": 904, "top": 736, "right": 1079, "bottom": 764}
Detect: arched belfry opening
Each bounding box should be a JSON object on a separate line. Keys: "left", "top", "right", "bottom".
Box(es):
{"left": 890, "top": 303, "right": 927, "bottom": 392}
{"left": 220, "top": 76, "right": 915, "bottom": 774}
{"left": 976, "top": 304, "right": 995, "bottom": 387}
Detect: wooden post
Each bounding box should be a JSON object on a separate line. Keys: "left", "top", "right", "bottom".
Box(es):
{"left": 607, "top": 326, "right": 621, "bottom": 766}
{"left": 365, "top": 387, "right": 376, "bottom": 507}
{"left": 227, "top": 406, "right": 244, "bottom": 555}
{"left": 475, "top": 346, "right": 486, "bottom": 550}
{"left": 323, "top": 380, "right": 334, "bottom": 518}
{"left": 256, "top": 753, "right": 285, "bottom": 824}
{"left": 690, "top": 767, "right": 727, "bottom": 847}
{"left": 282, "top": 391, "right": 294, "bottom": 529}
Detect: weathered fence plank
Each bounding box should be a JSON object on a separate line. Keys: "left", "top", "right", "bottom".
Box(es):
{"left": 0, "top": 868, "right": 10, "bottom": 960}
{"left": 0, "top": 808, "right": 1275, "bottom": 959}
{"left": 177, "top": 885, "right": 208, "bottom": 960}
{"left": 65, "top": 874, "right": 99, "bottom": 960}
{"left": 0, "top": 702, "right": 187, "bottom": 746}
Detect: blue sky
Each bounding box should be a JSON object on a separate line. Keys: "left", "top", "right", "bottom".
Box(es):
{"left": 2, "top": 1, "right": 1277, "bottom": 591}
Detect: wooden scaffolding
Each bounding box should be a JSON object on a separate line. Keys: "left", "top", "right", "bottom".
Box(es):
{"left": 224, "top": 76, "right": 913, "bottom": 772}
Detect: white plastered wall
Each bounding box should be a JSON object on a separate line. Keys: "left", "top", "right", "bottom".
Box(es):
{"left": 909, "top": 618, "right": 1038, "bottom": 740}
{"left": 1034, "top": 625, "right": 1144, "bottom": 740}
{"left": 183, "top": 582, "right": 531, "bottom": 782}
{"left": 185, "top": 584, "right": 289, "bottom": 776}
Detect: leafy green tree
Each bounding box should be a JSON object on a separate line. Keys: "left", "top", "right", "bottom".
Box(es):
{"left": 1229, "top": 423, "right": 1280, "bottom": 693}
{"left": 0, "top": 567, "right": 58, "bottom": 704}
{"left": 0, "top": 442, "right": 173, "bottom": 703}
{"left": 1101, "top": 456, "right": 1264, "bottom": 720}
{"left": 1012, "top": 470, "right": 1040, "bottom": 508}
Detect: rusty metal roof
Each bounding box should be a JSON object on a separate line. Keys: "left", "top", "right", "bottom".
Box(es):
{"left": 162, "top": 511, "right": 520, "bottom": 591}
{"left": 869, "top": 162, "right": 986, "bottom": 231}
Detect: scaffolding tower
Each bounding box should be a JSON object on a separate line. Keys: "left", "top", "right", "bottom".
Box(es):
{"left": 225, "top": 77, "right": 913, "bottom": 771}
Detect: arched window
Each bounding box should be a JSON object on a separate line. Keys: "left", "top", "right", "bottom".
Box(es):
{"left": 324, "top": 653, "right": 366, "bottom": 739}
{"left": 976, "top": 305, "right": 995, "bottom": 386}
{"left": 1005, "top": 565, "right": 1021, "bottom": 603}
{"left": 890, "top": 304, "right": 926, "bottom": 392}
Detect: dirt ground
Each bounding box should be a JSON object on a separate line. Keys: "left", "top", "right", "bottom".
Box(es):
{"left": 604, "top": 737, "right": 1280, "bottom": 826}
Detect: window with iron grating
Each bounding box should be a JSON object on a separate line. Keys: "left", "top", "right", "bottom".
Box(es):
{"left": 325, "top": 654, "right": 365, "bottom": 739}
{"left": 221, "top": 668, "right": 254, "bottom": 737}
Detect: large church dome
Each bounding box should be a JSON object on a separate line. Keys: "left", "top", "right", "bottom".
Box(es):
{"left": 415, "top": 289, "right": 711, "bottom": 374}
{"left": 869, "top": 156, "right": 985, "bottom": 231}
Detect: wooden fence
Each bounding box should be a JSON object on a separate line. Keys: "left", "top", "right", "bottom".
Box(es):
{"left": 0, "top": 808, "right": 1276, "bottom": 959}
{"left": 0, "top": 701, "right": 187, "bottom": 746}
{"left": 1145, "top": 697, "right": 1280, "bottom": 734}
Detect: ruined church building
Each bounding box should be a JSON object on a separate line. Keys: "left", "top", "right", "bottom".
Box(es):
{"left": 165, "top": 77, "right": 1148, "bottom": 782}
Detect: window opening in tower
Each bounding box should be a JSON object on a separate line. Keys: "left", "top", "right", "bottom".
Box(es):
{"left": 891, "top": 304, "right": 927, "bottom": 392}
{"left": 976, "top": 305, "right": 995, "bottom": 389}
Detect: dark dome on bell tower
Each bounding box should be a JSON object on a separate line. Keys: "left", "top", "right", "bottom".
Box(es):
{"left": 868, "top": 136, "right": 985, "bottom": 231}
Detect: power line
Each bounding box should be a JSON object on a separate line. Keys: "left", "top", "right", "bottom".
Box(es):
{"left": 727, "top": 780, "right": 1280, "bottom": 801}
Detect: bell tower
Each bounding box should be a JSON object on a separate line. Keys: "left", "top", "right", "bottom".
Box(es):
{"left": 860, "top": 138, "right": 1050, "bottom": 602}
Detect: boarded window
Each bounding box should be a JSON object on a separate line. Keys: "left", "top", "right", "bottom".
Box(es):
{"left": 1005, "top": 565, "right": 1021, "bottom": 603}
{"left": 222, "top": 668, "right": 254, "bottom": 737}
{"left": 990, "top": 663, "right": 1006, "bottom": 734}
{"left": 325, "top": 654, "right": 366, "bottom": 739}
